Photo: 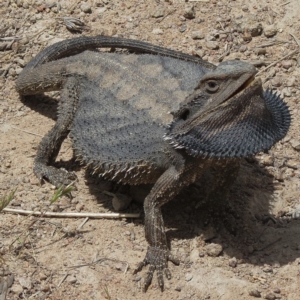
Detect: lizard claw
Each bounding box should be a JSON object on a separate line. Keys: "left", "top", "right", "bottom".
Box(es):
{"left": 134, "top": 246, "right": 179, "bottom": 292}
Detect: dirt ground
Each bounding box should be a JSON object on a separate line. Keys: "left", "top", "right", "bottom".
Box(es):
{"left": 1, "top": 0, "right": 300, "bottom": 299}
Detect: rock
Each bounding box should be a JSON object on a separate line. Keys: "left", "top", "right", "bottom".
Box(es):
{"left": 228, "top": 257, "right": 237, "bottom": 268}
{"left": 37, "top": 4, "right": 46, "bottom": 12}
{"left": 151, "top": 5, "right": 165, "bottom": 18}
{"left": 260, "top": 155, "right": 274, "bottom": 166}
{"left": 255, "top": 48, "right": 266, "bottom": 55}
{"left": 190, "top": 249, "right": 200, "bottom": 262}
{"left": 241, "top": 5, "right": 249, "bottom": 12}
{"left": 10, "top": 283, "right": 23, "bottom": 295}
{"left": 273, "top": 288, "right": 281, "bottom": 294}
{"left": 206, "top": 41, "right": 219, "bottom": 50}
{"left": 243, "top": 31, "right": 252, "bottom": 42}
{"left": 179, "top": 23, "right": 187, "bottom": 33}
{"left": 39, "top": 273, "right": 48, "bottom": 281}
{"left": 19, "top": 277, "right": 32, "bottom": 290}
{"left": 233, "top": 14, "right": 262, "bottom": 37}
{"left": 289, "top": 138, "right": 300, "bottom": 150}
{"left": 249, "top": 289, "right": 261, "bottom": 297}
{"left": 112, "top": 193, "right": 132, "bottom": 211}
{"left": 40, "top": 284, "right": 50, "bottom": 292}
{"left": 76, "top": 203, "right": 84, "bottom": 212}
{"left": 270, "top": 77, "right": 282, "bottom": 87}
{"left": 265, "top": 293, "right": 276, "bottom": 300}
{"left": 67, "top": 276, "right": 77, "bottom": 284}
{"left": 281, "top": 87, "right": 291, "bottom": 97}
{"left": 185, "top": 273, "right": 193, "bottom": 281}
{"left": 286, "top": 159, "right": 298, "bottom": 169}
{"left": 281, "top": 60, "right": 294, "bottom": 69}
{"left": 152, "top": 28, "right": 163, "bottom": 35}
{"left": 264, "top": 25, "right": 277, "bottom": 38}
{"left": 80, "top": 3, "right": 92, "bottom": 13}
{"left": 239, "top": 45, "right": 248, "bottom": 52}
{"left": 206, "top": 243, "right": 223, "bottom": 257}
{"left": 183, "top": 5, "right": 195, "bottom": 19}
{"left": 191, "top": 30, "right": 205, "bottom": 40}
{"left": 286, "top": 76, "right": 296, "bottom": 87}
{"left": 262, "top": 266, "right": 273, "bottom": 273}
{"left": 292, "top": 206, "right": 300, "bottom": 219}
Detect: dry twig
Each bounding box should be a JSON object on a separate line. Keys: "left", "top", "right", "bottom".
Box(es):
{"left": 3, "top": 208, "right": 140, "bottom": 219}
{"left": 256, "top": 49, "right": 299, "bottom": 75}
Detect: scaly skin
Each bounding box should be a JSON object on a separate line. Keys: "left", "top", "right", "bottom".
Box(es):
{"left": 16, "top": 36, "right": 290, "bottom": 292}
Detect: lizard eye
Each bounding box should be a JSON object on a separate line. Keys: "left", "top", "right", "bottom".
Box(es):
{"left": 205, "top": 80, "right": 219, "bottom": 93}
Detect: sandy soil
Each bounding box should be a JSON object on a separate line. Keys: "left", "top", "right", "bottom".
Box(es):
{"left": 1, "top": 0, "right": 300, "bottom": 299}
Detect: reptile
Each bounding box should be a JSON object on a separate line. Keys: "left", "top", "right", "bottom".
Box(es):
{"left": 15, "top": 36, "right": 290, "bottom": 292}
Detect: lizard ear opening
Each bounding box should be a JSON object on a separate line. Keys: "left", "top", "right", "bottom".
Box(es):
{"left": 165, "top": 82, "right": 290, "bottom": 158}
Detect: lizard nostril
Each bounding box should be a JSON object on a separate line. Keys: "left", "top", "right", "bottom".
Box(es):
{"left": 180, "top": 108, "right": 190, "bottom": 121}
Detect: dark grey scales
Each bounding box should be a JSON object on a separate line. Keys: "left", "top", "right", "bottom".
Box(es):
{"left": 16, "top": 36, "right": 290, "bottom": 292}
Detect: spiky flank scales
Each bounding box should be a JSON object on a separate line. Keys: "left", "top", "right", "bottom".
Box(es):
{"left": 16, "top": 36, "right": 290, "bottom": 292}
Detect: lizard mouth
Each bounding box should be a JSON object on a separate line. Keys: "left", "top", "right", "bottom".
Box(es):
{"left": 229, "top": 75, "right": 256, "bottom": 99}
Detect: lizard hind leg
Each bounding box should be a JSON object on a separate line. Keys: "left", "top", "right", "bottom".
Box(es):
{"left": 33, "top": 77, "right": 79, "bottom": 187}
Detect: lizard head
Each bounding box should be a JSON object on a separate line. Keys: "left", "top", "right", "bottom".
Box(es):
{"left": 165, "top": 60, "right": 291, "bottom": 158}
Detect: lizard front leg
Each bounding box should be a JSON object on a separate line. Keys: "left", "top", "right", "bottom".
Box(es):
{"left": 134, "top": 159, "right": 206, "bottom": 291}
{"left": 33, "top": 77, "right": 79, "bottom": 187}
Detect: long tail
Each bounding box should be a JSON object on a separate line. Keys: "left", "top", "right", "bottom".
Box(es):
{"left": 24, "top": 35, "right": 215, "bottom": 70}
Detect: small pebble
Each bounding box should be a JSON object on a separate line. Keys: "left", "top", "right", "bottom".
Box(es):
{"left": 67, "top": 276, "right": 77, "bottom": 284}
{"left": 151, "top": 5, "right": 165, "bottom": 18}
{"left": 10, "top": 284, "right": 23, "bottom": 295}
{"left": 261, "top": 155, "right": 274, "bottom": 166}
{"left": 76, "top": 203, "right": 84, "bottom": 211}
{"left": 262, "top": 266, "right": 273, "bottom": 273}
{"left": 19, "top": 277, "right": 32, "bottom": 290}
{"left": 152, "top": 28, "right": 163, "bottom": 35}
{"left": 185, "top": 273, "right": 193, "bottom": 281}
{"left": 206, "top": 41, "right": 219, "bottom": 50}
{"left": 249, "top": 289, "right": 261, "bottom": 298}
{"left": 239, "top": 45, "right": 248, "bottom": 52}
{"left": 112, "top": 193, "right": 132, "bottom": 211}
{"left": 206, "top": 243, "right": 223, "bottom": 257}
{"left": 292, "top": 206, "right": 300, "bottom": 219}
{"left": 191, "top": 30, "right": 204, "bottom": 40}
{"left": 255, "top": 48, "right": 266, "bottom": 55}
{"left": 281, "top": 60, "right": 293, "bottom": 69}
{"left": 80, "top": 3, "right": 92, "bottom": 13}
{"left": 289, "top": 139, "right": 300, "bottom": 151}
{"left": 190, "top": 249, "right": 200, "bottom": 262}
{"left": 265, "top": 293, "right": 276, "bottom": 300}
{"left": 228, "top": 257, "right": 237, "bottom": 268}
{"left": 179, "top": 23, "right": 187, "bottom": 33}
{"left": 286, "top": 159, "right": 298, "bottom": 169}
{"left": 39, "top": 273, "right": 47, "bottom": 281}
{"left": 264, "top": 24, "right": 277, "bottom": 37}
{"left": 40, "top": 284, "right": 50, "bottom": 292}
{"left": 273, "top": 288, "right": 281, "bottom": 294}
{"left": 183, "top": 5, "right": 196, "bottom": 19}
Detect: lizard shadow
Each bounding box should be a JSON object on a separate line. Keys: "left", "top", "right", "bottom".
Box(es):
{"left": 20, "top": 94, "right": 59, "bottom": 121}
{"left": 164, "top": 158, "right": 300, "bottom": 269}
{"left": 85, "top": 157, "right": 300, "bottom": 269}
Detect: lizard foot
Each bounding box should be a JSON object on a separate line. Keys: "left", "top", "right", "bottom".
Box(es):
{"left": 133, "top": 246, "right": 179, "bottom": 292}
{"left": 34, "top": 164, "right": 77, "bottom": 188}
